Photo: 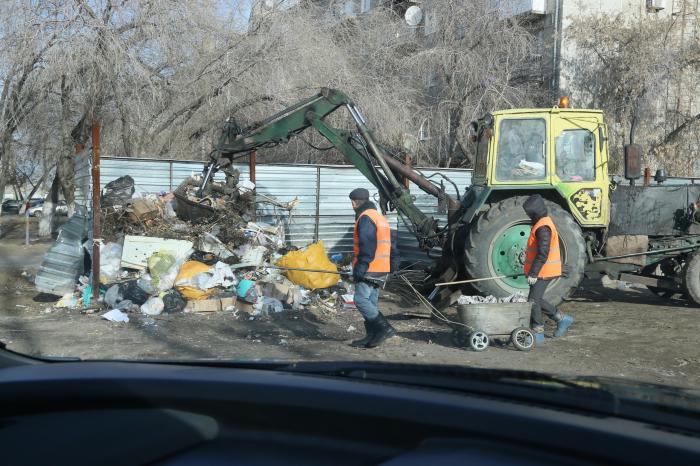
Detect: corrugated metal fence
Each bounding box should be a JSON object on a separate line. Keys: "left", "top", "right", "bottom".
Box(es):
{"left": 98, "top": 157, "right": 472, "bottom": 262}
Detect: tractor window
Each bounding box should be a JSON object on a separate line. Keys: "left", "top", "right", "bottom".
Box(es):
{"left": 555, "top": 129, "right": 595, "bottom": 182}
{"left": 495, "top": 119, "right": 546, "bottom": 182}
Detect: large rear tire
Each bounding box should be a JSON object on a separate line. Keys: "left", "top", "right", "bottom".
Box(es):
{"left": 464, "top": 196, "right": 586, "bottom": 306}
{"left": 683, "top": 252, "right": 700, "bottom": 306}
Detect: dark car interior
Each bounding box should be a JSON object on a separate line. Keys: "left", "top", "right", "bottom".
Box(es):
{"left": 0, "top": 351, "right": 698, "bottom": 465}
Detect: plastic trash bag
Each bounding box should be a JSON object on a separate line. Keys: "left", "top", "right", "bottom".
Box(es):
{"left": 275, "top": 241, "right": 339, "bottom": 290}
{"left": 192, "top": 262, "right": 237, "bottom": 290}
{"left": 140, "top": 296, "right": 164, "bottom": 316}
{"left": 137, "top": 276, "right": 156, "bottom": 295}
{"left": 120, "top": 279, "right": 151, "bottom": 305}
{"left": 102, "top": 175, "right": 135, "bottom": 207}
{"left": 237, "top": 279, "right": 258, "bottom": 303}
{"left": 148, "top": 251, "right": 177, "bottom": 288}
{"left": 99, "top": 242, "right": 123, "bottom": 284}
{"left": 104, "top": 284, "right": 122, "bottom": 308}
{"left": 260, "top": 297, "right": 284, "bottom": 313}
{"left": 56, "top": 292, "right": 78, "bottom": 309}
{"left": 175, "top": 261, "right": 215, "bottom": 300}
{"left": 82, "top": 284, "right": 93, "bottom": 308}
{"left": 162, "top": 289, "right": 186, "bottom": 314}
{"left": 163, "top": 199, "right": 177, "bottom": 219}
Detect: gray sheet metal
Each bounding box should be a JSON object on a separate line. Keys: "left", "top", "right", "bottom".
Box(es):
{"left": 609, "top": 184, "right": 700, "bottom": 235}
{"left": 34, "top": 212, "right": 89, "bottom": 295}
{"left": 35, "top": 151, "right": 93, "bottom": 295}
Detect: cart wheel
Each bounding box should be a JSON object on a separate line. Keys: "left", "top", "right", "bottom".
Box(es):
{"left": 511, "top": 327, "right": 534, "bottom": 351}
{"left": 451, "top": 328, "right": 470, "bottom": 348}
{"left": 469, "top": 331, "right": 489, "bottom": 352}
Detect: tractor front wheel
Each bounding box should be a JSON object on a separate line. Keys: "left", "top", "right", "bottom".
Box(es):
{"left": 464, "top": 196, "right": 586, "bottom": 306}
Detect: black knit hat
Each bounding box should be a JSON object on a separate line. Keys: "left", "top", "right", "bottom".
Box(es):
{"left": 349, "top": 188, "right": 370, "bottom": 201}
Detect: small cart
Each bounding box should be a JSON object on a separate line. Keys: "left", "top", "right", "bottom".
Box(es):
{"left": 452, "top": 302, "right": 535, "bottom": 352}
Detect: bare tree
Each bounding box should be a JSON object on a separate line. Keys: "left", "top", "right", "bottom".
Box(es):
{"left": 0, "top": 2, "right": 75, "bottom": 215}
{"left": 565, "top": 6, "right": 700, "bottom": 174}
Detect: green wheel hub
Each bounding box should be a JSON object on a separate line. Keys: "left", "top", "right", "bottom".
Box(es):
{"left": 490, "top": 223, "right": 531, "bottom": 289}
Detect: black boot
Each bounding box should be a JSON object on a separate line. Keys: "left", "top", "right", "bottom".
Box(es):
{"left": 351, "top": 319, "right": 376, "bottom": 347}
{"left": 365, "top": 313, "right": 396, "bottom": 348}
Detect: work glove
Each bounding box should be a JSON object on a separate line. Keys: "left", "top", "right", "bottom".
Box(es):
{"left": 527, "top": 276, "right": 538, "bottom": 286}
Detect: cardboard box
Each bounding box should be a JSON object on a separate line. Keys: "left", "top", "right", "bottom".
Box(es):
{"left": 236, "top": 301, "right": 256, "bottom": 314}
{"left": 128, "top": 198, "right": 160, "bottom": 222}
{"left": 185, "top": 296, "right": 237, "bottom": 313}
{"left": 261, "top": 282, "right": 293, "bottom": 305}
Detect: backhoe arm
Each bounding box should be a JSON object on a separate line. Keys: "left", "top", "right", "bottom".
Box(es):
{"left": 200, "top": 88, "right": 458, "bottom": 249}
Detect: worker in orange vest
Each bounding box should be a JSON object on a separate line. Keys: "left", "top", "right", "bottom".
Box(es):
{"left": 349, "top": 188, "right": 396, "bottom": 348}
{"left": 523, "top": 195, "right": 574, "bottom": 344}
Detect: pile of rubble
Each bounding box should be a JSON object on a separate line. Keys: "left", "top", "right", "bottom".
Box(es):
{"left": 51, "top": 173, "right": 355, "bottom": 323}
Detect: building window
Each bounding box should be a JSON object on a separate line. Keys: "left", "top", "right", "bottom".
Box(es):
{"left": 496, "top": 118, "right": 547, "bottom": 182}
{"left": 555, "top": 129, "right": 595, "bottom": 182}
{"left": 424, "top": 8, "right": 436, "bottom": 35}
{"left": 343, "top": 0, "right": 356, "bottom": 16}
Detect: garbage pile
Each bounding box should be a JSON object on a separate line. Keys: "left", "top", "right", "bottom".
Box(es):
{"left": 457, "top": 293, "right": 528, "bottom": 305}
{"left": 53, "top": 174, "right": 354, "bottom": 323}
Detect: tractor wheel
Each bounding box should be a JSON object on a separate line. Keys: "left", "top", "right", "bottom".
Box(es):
{"left": 683, "top": 252, "right": 700, "bottom": 306}
{"left": 464, "top": 196, "right": 586, "bottom": 306}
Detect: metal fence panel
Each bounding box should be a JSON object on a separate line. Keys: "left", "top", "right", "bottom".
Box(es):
{"left": 101, "top": 159, "right": 171, "bottom": 194}
{"left": 98, "top": 157, "right": 473, "bottom": 262}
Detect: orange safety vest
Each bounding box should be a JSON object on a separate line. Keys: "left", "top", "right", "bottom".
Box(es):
{"left": 353, "top": 209, "right": 391, "bottom": 273}
{"left": 524, "top": 216, "right": 562, "bottom": 279}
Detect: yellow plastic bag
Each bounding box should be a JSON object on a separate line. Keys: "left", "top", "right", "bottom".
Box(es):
{"left": 275, "top": 241, "right": 339, "bottom": 289}
{"left": 175, "top": 260, "right": 215, "bottom": 300}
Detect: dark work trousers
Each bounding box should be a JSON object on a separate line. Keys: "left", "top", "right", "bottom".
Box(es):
{"left": 528, "top": 278, "right": 558, "bottom": 327}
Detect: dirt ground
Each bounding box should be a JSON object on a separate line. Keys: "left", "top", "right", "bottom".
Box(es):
{"left": 1, "top": 217, "right": 698, "bottom": 389}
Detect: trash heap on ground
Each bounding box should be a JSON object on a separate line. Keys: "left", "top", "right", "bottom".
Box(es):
{"left": 53, "top": 173, "right": 353, "bottom": 323}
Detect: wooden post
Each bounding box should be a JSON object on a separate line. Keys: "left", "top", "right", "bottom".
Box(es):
{"left": 643, "top": 167, "right": 651, "bottom": 186}
{"left": 91, "top": 121, "right": 101, "bottom": 303}
{"left": 249, "top": 150, "right": 257, "bottom": 183}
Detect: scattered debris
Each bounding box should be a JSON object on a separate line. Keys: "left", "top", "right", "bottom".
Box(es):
{"left": 38, "top": 173, "right": 366, "bottom": 336}
{"left": 102, "top": 175, "right": 135, "bottom": 208}
{"left": 162, "top": 289, "right": 187, "bottom": 314}
{"left": 128, "top": 198, "right": 160, "bottom": 222}
{"left": 102, "top": 309, "right": 130, "bottom": 323}
{"left": 185, "top": 296, "right": 236, "bottom": 313}
{"left": 121, "top": 235, "right": 192, "bottom": 270}
{"left": 141, "top": 296, "right": 165, "bottom": 316}
{"left": 56, "top": 292, "right": 78, "bottom": 309}
{"left": 457, "top": 293, "right": 528, "bottom": 305}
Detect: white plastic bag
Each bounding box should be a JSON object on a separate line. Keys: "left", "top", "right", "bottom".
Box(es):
{"left": 192, "top": 262, "right": 237, "bottom": 290}
{"left": 156, "top": 263, "right": 180, "bottom": 292}
{"left": 99, "top": 242, "right": 123, "bottom": 284}
{"left": 140, "top": 297, "right": 164, "bottom": 316}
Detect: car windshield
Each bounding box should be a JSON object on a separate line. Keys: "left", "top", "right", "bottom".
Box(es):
{"left": 1, "top": 1, "right": 699, "bottom": 408}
